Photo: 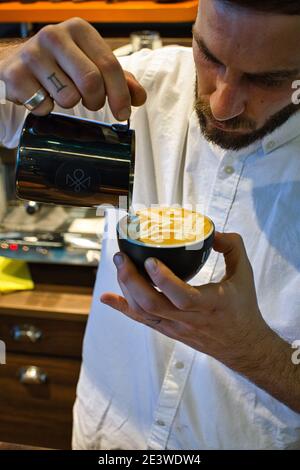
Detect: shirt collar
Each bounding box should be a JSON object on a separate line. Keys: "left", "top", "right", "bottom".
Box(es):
{"left": 262, "top": 109, "right": 300, "bottom": 155}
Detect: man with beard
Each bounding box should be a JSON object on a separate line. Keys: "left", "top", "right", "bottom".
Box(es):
{"left": 0, "top": 0, "right": 300, "bottom": 450}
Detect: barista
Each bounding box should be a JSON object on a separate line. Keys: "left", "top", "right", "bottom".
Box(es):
{"left": 0, "top": 3, "right": 300, "bottom": 449}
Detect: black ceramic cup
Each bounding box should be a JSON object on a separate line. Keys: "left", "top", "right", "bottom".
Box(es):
{"left": 117, "top": 211, "right": 215, "bottom": 282}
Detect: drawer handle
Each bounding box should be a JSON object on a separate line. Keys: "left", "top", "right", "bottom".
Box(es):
{"left": 11, "top": 325, "right": 42, "bottom": 343}
{"left": 18, "top": 366, "right": 48, "bottom": 385}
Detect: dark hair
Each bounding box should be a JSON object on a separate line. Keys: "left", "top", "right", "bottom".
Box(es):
{"left": 224, "top": 0, "right": 300, "bottom": 15}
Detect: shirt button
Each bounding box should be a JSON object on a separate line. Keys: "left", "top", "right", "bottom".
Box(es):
{"left": 156, "top": 419, "right": 166, "bottom": 427}
{"left": 266, "top": 140, "right": 275, "bottom": 151}
{"left": 175, "top": 361, "right": 185, "bottom": 369}
{"left": 224, "top": 165, "right": 235, "bottom": 175}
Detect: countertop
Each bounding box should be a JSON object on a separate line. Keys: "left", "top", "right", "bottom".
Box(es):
{"left": 0, "top": 441, "right": 50, "bottom": 450}
{"left": 0, "top": 263, "right": 94, "bottom": 321}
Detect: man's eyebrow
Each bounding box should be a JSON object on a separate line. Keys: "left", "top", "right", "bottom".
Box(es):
{"left": 192, "top": 27, "right": 223, "bottom": 66}
{"left": 192, "top": 25, "right": 300, "bottom": 81}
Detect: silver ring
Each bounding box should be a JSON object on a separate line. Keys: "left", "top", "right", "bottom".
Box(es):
{"left": 23, "top": 88, "right": 49, "bottom": 111}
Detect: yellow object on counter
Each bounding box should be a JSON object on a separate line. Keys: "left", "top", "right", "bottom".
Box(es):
{"left": 0, "top": 256, "right": 34, "bottom": 294}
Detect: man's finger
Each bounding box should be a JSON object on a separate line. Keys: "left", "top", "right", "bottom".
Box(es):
{"left": 22, "top": 43, "right": 83, "bottom": 109}
{"left": 113, "top": 252, "right": 176, "bottom": 317}
{"left": 144, "top": 258, "right": 217, "bottom": 312}
{"left": 213, "top": 232, "right": 251, "bottom": 280}
{"left": 101, "top": 284, "right": 176, "bottom": 334}
{"left": 100, "top": 291, "right": 130, "bottom": 315}
{"left": 67, "top": 19, "right": 132, "bottom": 120}
{"left": 6, "top": 69, "right": 54, "bottom": 115}
{"left": 124, "top": 71, "right": 147, "bottom": 107}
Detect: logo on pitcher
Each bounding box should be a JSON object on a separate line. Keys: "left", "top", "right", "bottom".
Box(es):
{"left": 66, "top": 168, "right": 92, "bottom": 193}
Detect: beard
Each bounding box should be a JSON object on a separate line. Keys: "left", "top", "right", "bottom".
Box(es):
{"left": 194, "top": 82, "right": 300, "bottom": 151}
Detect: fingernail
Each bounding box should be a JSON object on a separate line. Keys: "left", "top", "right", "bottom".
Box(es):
{"left": 114, "top": 253, "right": 124, "bottom": 268}
{"left": 118, "top": 107, "right": 131, "bottom": 121}
{"left": 145, "top": 258, "right": 158, "bottom": 274}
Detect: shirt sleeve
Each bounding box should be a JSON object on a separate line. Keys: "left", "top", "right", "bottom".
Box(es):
{"left": 0, "top": 101, "right": 28, "bottom": 149}
{"left": 0, "top": 48, "right": 156, "bottom": 149}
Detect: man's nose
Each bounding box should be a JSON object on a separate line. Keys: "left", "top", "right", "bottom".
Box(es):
{"left": 210, "top": 72, "right": 246, "bottom": 122}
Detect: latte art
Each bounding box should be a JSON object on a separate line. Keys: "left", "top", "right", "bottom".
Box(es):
{"left": 117, "top": 208, "right": 215, "bottom": 282}
{"left": 127, "top": 207, "right": 213, "bottom": 246}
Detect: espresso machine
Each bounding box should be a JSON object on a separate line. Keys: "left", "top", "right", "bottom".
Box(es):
{"left": 0, "top": 146, "right": 103, "bottom": 266}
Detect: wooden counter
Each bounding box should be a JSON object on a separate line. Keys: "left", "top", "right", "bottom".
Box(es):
{"left": 0, "top": 284, "right": 92, "bottom": 322}
{"left": 0, "top": 0, "right": 198, "bottom": 24}
{"left": 0, "top": 441, "right": 50, "bottom": 450}
{"left": 0, "top": 264, "right": 94, "bottom": 449}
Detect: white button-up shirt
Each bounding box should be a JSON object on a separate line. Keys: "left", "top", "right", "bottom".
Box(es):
{"left": 1, "top": 47, "right": 300, "bottom": 450}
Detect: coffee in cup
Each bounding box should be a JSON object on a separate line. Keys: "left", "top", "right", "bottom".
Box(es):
{"left": 117, "top": 207, "right": 215, "bottom": 282}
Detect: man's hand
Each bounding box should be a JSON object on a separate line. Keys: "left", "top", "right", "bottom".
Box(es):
{"left": 101, "top": 232, "right": 300, "bottom": 412}
{"left": 0, "top": 18, "right": 146, "bottom": 117}
{"left": 101, "top": 232, "right": 272, "bottom": 366}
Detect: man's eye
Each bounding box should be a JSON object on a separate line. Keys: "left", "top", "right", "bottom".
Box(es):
{"left": 247, "top": 76, "right": 285, "bottom": 88}
{"left": 200, "top": 48, "right": 220, "bottom": 66}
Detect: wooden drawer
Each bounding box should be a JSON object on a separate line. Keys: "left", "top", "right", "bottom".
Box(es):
{"left": 0, "top": 314, "right": 86, "bottom": 358}
{"left": 0, "top": 352, "right": 81, "bottom": 449}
